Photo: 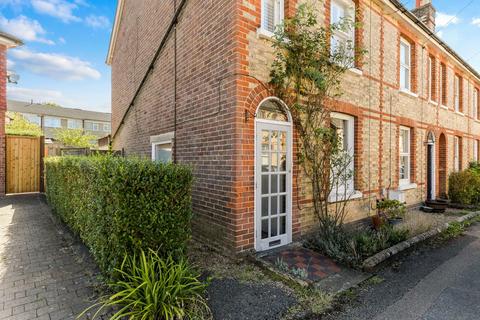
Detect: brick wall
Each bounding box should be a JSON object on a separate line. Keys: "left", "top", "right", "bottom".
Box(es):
{"left": 0, "top": 45, "right": 6, "bottom": 196}
{"left": 111, "top": 0, "right": 480, "bottom": 252}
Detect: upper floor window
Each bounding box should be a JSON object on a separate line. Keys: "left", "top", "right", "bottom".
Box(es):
{"left": 22, "top": 113, "right": 41, "bottom": 126}
{"left": 440, "top": 63, "right": 447, "bottom": 106}
{"left": 474, "top": 88, "right": 479, "bottom": 120}
{"left": 103, "top": 123, "right": 111, "bottom": 132}
{"left": 454, "top": 136, "right": 462, "bottom": 171}
{"left": 44, "top": 116, "right": 61, "bottom": 128}
{"left": 454, "top": 75, "right": 462, "bottom": 113}
{"left": 428, "top": 56, "right": 436, "bottom": 101}
{"left": 400, "top": 38, "right": 412, "bottom": 91}
{"left": 261, "top": 0, "right": 284, "bottom": 34}
{"left": 330, "top": 0, "right": 355, "bottom": 59}
{"left": 399, "top": 126, "right": 411, "bottom": 185}
{"left": 67, "top": 119, "right": 82, "bottom": 129}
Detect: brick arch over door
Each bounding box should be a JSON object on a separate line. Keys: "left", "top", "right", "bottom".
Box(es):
{"left": 438, "top": 133, "right": 447, "bottom": 197}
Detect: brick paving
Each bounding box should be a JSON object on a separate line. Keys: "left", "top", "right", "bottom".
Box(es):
{"left": 0, "top": 194, "right": 106, "bottom": 320}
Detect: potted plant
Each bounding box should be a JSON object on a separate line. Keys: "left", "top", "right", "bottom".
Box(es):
{"left": 377, "top": 199, "right": 406, "bottom": 226}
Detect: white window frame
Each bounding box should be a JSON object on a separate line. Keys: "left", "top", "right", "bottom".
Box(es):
{"left": 67, "top": 119, "right": 82, "bottom": 129}
{"left": 454, "top": 136, "right": 461, "bottom": 172}
{"left": 103, "top": 123, "right": 111, "bottom": 132}
{"left": 400, "top": 38, "right": 412, "bottom": 92}
{"left": 150, "top": 132, "right": 174, "bottom": 163}
{"left": 329, "top": 112, "right": 362, "bottom": 202}
{"left": 92, "top": 123, "right": 100, "bottom": 131}
{"left": 455, "top": 75, "right": 461, "bottom": 112}
{"left": 474, "top": 140, "right": 479, "bottom": 162}
{"left": 440, "top": 63, "right": 446, "bottom": 107}
{"left": 22, "top": 113, "right": 41, "bottom": 126}
{"left": 330, "top": 0, "right": 356, "bottom": 60}
{"left": 399, "top": 126, "right": 411, "bottom": 186}
{"left": 44, "top": 116, "right": 61, "bottom": 128}
{"left": 260, "top": 0, "right": 284, "bottom": 36}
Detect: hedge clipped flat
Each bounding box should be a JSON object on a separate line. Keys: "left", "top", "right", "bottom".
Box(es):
{"left": 45, "top": 155, "right": 193, "bottom": 276}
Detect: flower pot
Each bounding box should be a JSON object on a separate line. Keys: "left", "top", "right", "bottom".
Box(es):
{"left": 371, "top": 215, "right": 385, "bottom": 230}
{"left": 388, "top": 217, "right": 403, "bottom": 226}
{"left": 425, "top": 199, "right": 449, "bottom": 213}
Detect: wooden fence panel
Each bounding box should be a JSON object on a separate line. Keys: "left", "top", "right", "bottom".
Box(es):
{"left": 6, "top": 136, "right": 43, "bottom": 194}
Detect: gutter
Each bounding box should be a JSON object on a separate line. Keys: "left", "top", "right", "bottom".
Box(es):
{"left": 389, "top": 0, "right": 480, "bottom": 81}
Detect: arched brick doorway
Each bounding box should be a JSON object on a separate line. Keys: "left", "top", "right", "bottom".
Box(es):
{"left": 438, "top": 133, "right": 447, "bottom": 197}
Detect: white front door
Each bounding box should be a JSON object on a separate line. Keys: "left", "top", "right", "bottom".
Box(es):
{"left": 255, "top": 121, "right": 292, "bottom": 251}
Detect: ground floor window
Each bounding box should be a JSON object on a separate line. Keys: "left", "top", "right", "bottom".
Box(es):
{"left": 330, "top": 112, "right": 355, "bottom": 195}
{"left": 399, "top": 126, "right": 411, "bottom": 186}
{"left": 454, "top": 136, "right": 461, "bottom": 172}
{"left": 150, "top": 132, "right": 174, "bottom": 163}
{"left": 474, "top": 140, "right": 479, "bottom": 162}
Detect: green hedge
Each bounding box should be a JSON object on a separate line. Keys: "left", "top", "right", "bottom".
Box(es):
{"left": 448, "top": 169, "right": 480, "bottom": 205}
{"left": 45, "top": 155, "right": 193, "bottom": 275}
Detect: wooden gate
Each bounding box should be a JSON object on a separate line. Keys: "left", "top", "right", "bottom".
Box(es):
{"left": 6, "top": 136, "right": 44, "bottom": 194}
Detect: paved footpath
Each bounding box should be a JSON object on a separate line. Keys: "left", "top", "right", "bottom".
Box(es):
{"left": 0, "top": 194, "right": 105, "bottom": 320}
{"left": 325, "top": 222, "right": 480, "bottom": 320}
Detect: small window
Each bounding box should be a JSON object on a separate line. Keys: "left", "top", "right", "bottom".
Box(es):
{"left": 44, "top": 116, "right": 61, "bottom": 128}
{"left": 103, "top": 123, "right": 111, "bottom": 132}
{"left": 400, "top": 39, "right": 411, "bottom": 91}
{"left": 152, "top": 143, "right": 172, "bottom": 163}
{"left": 92, "top": 123, "right": 100, "bottom": 131}
{"left": 399, "top": 126, "right": 411, "bottom": 185}
{"left": 261, "top": 0, "right": 284, "bottom": 34}
{"left": 454, "top": 136, "right": 461, "bottom": 171}
{"left": 330, "top": 0, "right": 355, "bottom": 59}
{"left": 474, "top": 140, "right": 479, "bottom": 162}
{"left": 67, "top": 119, "right": 82, "bottom": 129}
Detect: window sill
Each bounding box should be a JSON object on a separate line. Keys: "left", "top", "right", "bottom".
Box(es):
{"left": 399, "top": 89, "right": 418, "bottom": 98}
{"left": 398, "top": 183, "right": 417, "bottom": 191}
{"left": 257, "top": 28, "right": 274, "bottom": 40}
{"left": 428, "top": 100, "right": 438, "bottom": 106}
{"left": 328, "top": 190, "right": 363, "bottom": 203}
{"left": 348, "top": 68, "right": 363, "bottom": 76}
{"left": 454, "top": 111, "right": 465, "bottom": 116}
{"left": 440, "top": 105, "right": 448, "bottom": 110}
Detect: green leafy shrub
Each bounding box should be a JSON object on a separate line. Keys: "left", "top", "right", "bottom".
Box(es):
{"left": 45, "top": 155, "right": 193, "bottom": 275}
{"left": 377, "top": 199, "right": 406, "bottom": 219}
{"left": 308, "top": 225, "right": 409, "bottom": 267}
{"left": 448, "top": 170, "right": 480, "bottom": 205}
{"left": 82, "top": 250, "right": 210, "bottom": 320}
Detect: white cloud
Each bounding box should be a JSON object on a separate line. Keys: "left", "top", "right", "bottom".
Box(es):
{"left": 437, "top": 30, "right": 444, "bottom": 38}
{"left": 9, "top": 48, "right": 101, "bottom": 81}
{"left": 7, "top": 86, "right": 64, "bottom": 103}
{"left": 7, "top": 59, "right": 15, "bottom": 69}
{"left": 472, "top": 18, "right": 480, "bottom": 27}
{"left": 0, "top": 15, "right": 54, "bottom": 44}
{"left": 31, "top": 0, "right": 81, "bottom": 23}
{"left": 436, "top": 12, "right": 460, "bottom": 28}
{"left": 58, "top": 36, "right": 66, "bottom": 44}
{"left": 85, "top": 15, "right": 109, "bottom": 29}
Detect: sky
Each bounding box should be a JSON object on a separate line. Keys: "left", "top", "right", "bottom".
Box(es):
{"left": 2, "top": 1, "right": 480, "bottom": 113}
{"left": 1, "top": 0, "right": 115, "bottom": 113}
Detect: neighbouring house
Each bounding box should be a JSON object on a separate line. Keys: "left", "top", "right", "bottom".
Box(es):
{"left": 7, "top": 100, "right": 111, "bottom": 154}
{"left": 107, "top": 0, "right": 480, "bottom": 252}
{"left": 0, "top": 31, "right": 23, "bottom": 195}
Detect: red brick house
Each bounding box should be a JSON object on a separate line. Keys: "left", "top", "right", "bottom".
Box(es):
{"left": 0, "top": 31, "right": 23, "bottom": 195}
{"left": 107, "top": 0, "right": 480, "bottom": 252}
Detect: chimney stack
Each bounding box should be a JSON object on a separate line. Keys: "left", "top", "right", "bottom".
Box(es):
{"left": 412, "top": 0, "right": 436, "bottom": 31}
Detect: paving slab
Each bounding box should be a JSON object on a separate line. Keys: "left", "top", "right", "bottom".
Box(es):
{"left": 0, "top": 194, "right": 107, "bottom": 320}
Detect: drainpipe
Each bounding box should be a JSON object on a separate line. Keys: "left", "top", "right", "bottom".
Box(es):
{"left": 173, "top": 0, "right": 178, "bottom": 164}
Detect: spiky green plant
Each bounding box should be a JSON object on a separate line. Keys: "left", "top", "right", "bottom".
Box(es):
{"left": 80, "top": 250, "right": 210, "bottom": 320}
